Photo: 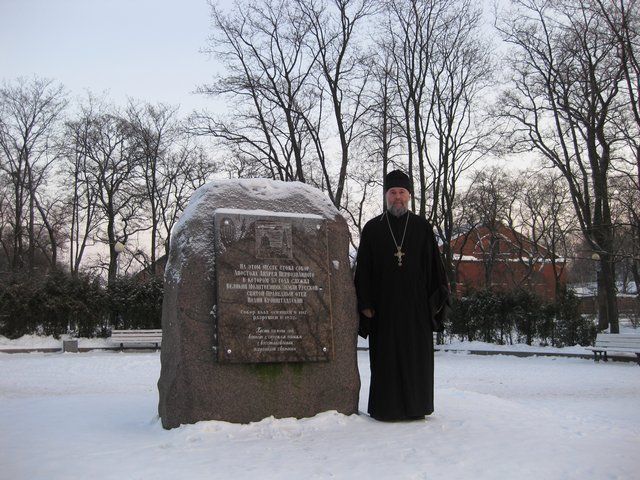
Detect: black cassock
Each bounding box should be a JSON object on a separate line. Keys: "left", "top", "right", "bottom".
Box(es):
{"left": 354, "top": 211, "right": 449, "bottom": 420}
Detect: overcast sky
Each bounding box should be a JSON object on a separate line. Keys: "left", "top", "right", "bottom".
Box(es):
{"left": 1, "top": 0, "right": 222, "bottom": 113}
{"left": 1, "top": 0, "right": 507, "bottom": 121}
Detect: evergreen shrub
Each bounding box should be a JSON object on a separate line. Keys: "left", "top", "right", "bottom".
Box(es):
{"left": 0, "top": 271, "right": 106, "bottom": 338}
{"left": 107, "top": 276, "right": 163, "bottom": 330}
{"left": 0, "top": 271, "right": 163, "bottom": 338}
{"left": 550, "top": 288, "right": 597, "bottom": 347}
{"left": 446, "top": 287, "right": 596, "bottom": 347}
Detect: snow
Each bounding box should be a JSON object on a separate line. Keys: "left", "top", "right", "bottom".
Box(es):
{"left": 215, "top": 208, "right": 324, "bottom": 220}
{"left": 438, "top": 339, "right": 590, "bottom": 355}
{"left": 358, "top": 336, "right": 595, "bottom": 355}
{"left": 0, "top": 334, "right": 62, "bottom": 348}
{"left": 0, "top": 333, "right": 596, "bottom": 355}
{"left": 177, "top": 179, "right": 338, "bottom": 234}
{"left": 0, "top": 334, "right": 112, "bottom": 351}
{"left": 572, "top": 282, "right": 638, "bottom": 296}
{"left": 454, "top": 254, "right": 559, "bottom": 264}
{"left": 1, "top": 349, "right": 639, "bottom": 479}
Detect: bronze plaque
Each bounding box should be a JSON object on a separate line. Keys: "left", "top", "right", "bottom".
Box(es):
{"left": 214, "top": 209, "right": 333, "bottom": 363}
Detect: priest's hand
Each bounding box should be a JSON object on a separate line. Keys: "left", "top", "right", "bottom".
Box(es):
{"left": 362, "top": 308, "right": 375, "bottom": 318}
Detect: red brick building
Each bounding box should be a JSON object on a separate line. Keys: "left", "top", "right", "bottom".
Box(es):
{"left": 447, "top": 223, "right": 566, "bottom": 300}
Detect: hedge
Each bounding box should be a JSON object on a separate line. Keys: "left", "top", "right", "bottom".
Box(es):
{"left": 445, "top": 287, "right": 597, "bottom": 348}
{"left": 0, "top": 270, "right": 162, "bottom": 339}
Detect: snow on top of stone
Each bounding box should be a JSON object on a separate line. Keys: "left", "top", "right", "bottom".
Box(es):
{"left": 178, "top": 178, "right": 338, "bottom": 230}
{"left": 165, "top": 179, "right": 339, "bottom": 284}
{"left": 214, "top": 208, "right": 324, "bottom": 220}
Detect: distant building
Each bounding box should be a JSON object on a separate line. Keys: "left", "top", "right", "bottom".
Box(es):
{"left": 447, "top": 223, "right": 566, "bottom": 300}
{"left": 133, "top": 255, "right": 167, "bottom": 282}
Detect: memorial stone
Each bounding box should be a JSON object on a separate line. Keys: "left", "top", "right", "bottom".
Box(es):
{"left": 158, "top": 179, "right": 360, "bottom": 428}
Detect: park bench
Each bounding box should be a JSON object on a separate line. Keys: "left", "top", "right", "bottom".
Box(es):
{"left": 109, "top": 329, "right": 162, "bottom": 350}
{"left": 588, "top": 333, "right": 640, "bottom": 365}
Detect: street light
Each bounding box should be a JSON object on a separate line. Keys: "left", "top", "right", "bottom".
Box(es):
{"left": 114, "top": 241, "right": 125, "bottom": 254}
{"left": 111, "top": 240, "right": 126, "bottom": 331}
{"left": 114, "top": 241, "right": 125, "bottom": 278}
{"left": 591, "top": 252, "right": 600, "bottom": 295}
{"left": 591, "top": 251, "right": 602, "bottom": 330}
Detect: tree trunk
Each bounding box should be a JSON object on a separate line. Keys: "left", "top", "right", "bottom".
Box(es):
{"left": 107, "top": 213, "right": 118, "bottom": 285}
{"left": 630, "top": 262, "right": 640, "bottom": 305}
{"left": 598, "top": 255, "right": 620, "bottom": 333}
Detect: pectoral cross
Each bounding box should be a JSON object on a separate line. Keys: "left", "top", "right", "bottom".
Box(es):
{"left": 394, "top": 246, "right": 405, "bottom": 266}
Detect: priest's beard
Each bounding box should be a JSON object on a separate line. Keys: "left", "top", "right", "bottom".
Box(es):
{"left": 387, "top": 202, "right": 408, "bottom": 217}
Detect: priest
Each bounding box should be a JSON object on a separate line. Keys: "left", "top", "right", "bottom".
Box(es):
{"left": 354, "top": 170, "right": 450, "bottom": 421}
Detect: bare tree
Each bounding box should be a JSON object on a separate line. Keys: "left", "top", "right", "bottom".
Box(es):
{"left": 341, "top": 142, "right": 381, "bottom": 251}
{"left": 64, "top": 98, "right": 102, "bottom": 275}
{"left": 34, "top": 196, "right": 68, "bottom": 270}
{"left": 497, "top": 0, "right": 627, "bottom": 332}
{"left": 386, "top": 0, "right": 447, "bottom": 215}
{"left": 426, "top": 0, "right": 498, "bottom": 281}
{"left": 515, "top": 170, "right": 575, "bottom": 297}
{"left": 593, "top": 0, "right": 640, "bottom": 297}
{"left": 0, "top": 182, "right": 12, "bottom": 270}
{"left": 156, "top": 140, "right": 216, "bottom": 259}
{"left": 609, "top": 173, "right": 640, "bottom": 292}
{"left": 194, "top": 0, "right": 374, "bottom": 211}
{"left": 460, "top": 166, "right": 520, "bottom": 288}
{"left": 193, "top": 0, "right": 317, "bottom": 182}
{"left": 0, "top": 77, "right": 67, "bottom": 274}
{"left": 383, "top": 0, "right": 497, "bottom": 291}
{"left": 72, "top": 100, "right": 146, "bottom": 284}
{"left": 449, "top": 181, "right": 481, "bottom": 291}
{"left": 337, "top": 48, "right": 404, "bottom": 248}
{"left": 594, "top": 0, "right": 640, "bottom": 182}
{"left": 126, "top": 101, "right": 180, "bottom": 269}
{"left": 361, "top": 38, "right": 406, "bottom": 210}
{"left": 295, "top": 0, "right": 375, "bottom": 207}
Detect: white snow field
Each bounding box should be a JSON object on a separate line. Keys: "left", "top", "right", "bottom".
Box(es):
{"left": 1, "top": 350, "right": 638, "bottom": 480}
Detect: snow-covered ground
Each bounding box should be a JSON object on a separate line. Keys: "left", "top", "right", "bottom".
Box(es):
{"left": 0, "top": 333, "right": 113, "bottom": 350}
{"left": 572, "top": 281, "right": 638, "bottom": 296}
{"left": 1, "top": 349, "right": 638, "bottom": 479}
{"left": 0, "top": 334, "right": 600, "bottom": 355}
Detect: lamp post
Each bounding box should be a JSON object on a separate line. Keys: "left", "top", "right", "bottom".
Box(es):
{"left": 591, "top": 252, "right": 600, "bottom": 294}
{"left": 110, "top": 240, "right": 126, "bottom": 331}
{"left": 114, "top": 241, "right": 125, "bottom": 278}
{"left": 591, "top": 252, "right": 602, "bottom": 327}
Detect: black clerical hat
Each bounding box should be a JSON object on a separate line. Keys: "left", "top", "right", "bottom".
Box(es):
{"left": 384, "top": 170, "right": 413, "bottom": 193}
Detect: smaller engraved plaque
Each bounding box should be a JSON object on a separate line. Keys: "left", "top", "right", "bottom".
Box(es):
{"left": 214, "top": 209, "right": 333, "bottom": 363}
{"left": 255, "top": 221, "right": 292, "bottom": 259}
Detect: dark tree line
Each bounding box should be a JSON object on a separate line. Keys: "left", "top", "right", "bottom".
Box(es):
{"left": 0, "top": 80, "right": 215, "bottom": 284}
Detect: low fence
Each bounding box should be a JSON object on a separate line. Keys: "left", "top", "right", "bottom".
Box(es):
{"left": 578, "top": 295, "right": 639, "bottom": 315}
